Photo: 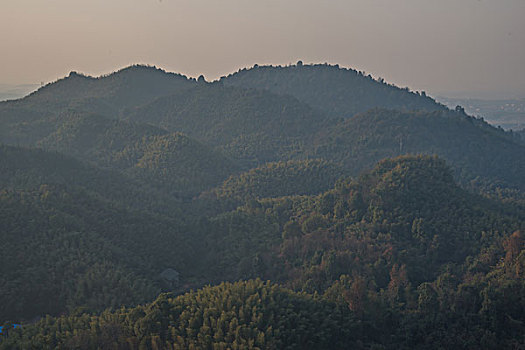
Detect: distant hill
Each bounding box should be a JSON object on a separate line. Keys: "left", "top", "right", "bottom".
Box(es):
{"left": 1, "top": 65, "right": 524, "bottom": 192}
{"left": 1, "top": 111, "right": 239, "bottom": 195}
{"left": 222, "top": 63, "right": 446, "bottom": 118}
{"left": 126, "top": 84, "right": 329, "bottom": 165}
{"left": 4, "top": 65, "right": 197, "bottom": 116}
{"left": 311, "top": 108, "right": 525, "bottom": 190}
{"left": 0, "top": 66, "right": 197, "bottom": 147}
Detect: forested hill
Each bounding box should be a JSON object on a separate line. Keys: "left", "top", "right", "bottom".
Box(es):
{"left": 222, "top": 62, "right": 446, "bottom": 117}
{"left": 1, "top": 280, "right": 367, "bottom": 349}
{"left": 126, "top": 84, "right": 328, "bottom": 165}
{"left": 0, "top": 111, "right": 240, "bottom": 195}
{"left": 0, "top": 144, "right": 183, "bottom": 215}
{"left": 213, "top": 159, "right": 345, "bottom": 202}
{"left": 2, "top": 155, "right": 523, "bottom": 349}
{"left": 313, "top": 108, "right": 525, "bottom": 189}
{"left": 3, "top": 65, "right": 197, "bottom": 115}
{"left": 124, "top": 85, "right": 525, "bottom": 190}
{"left": 1, "top": 63, "right": 524, "bottom": 348}
{"left": 0, "top": 145, "right": 199, "bottom": 321}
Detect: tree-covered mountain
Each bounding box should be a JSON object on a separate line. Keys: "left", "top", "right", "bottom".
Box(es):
{"left": 0, "top": 111, "right": 240, "bottom": 195}
{"left": 0, "top": 145, "right": 212, "bottom": 321}
{"left": 7, "top": 65, "right": 197, "bottom": 116}
{"left": 1, "top": 64, "right": 523, "bottom": 191}
{"left": 2, "top": 156, "right": 523, "bottom": 349}
{"left": 1, "top": 280, "right": 368, "bottom": 350}
{"left": 222, "top": 62, "right": 446, "bottom": 118}
{"left": 126, "top": 84, "right": 328, "bottom": 165}
{"left": 213, "top": 159, "right": 345, "bottom": 202}
{"left": 190, "top": 156, "right": 525, "bottom": 348}
{"left": 130, "top": 132, "right": 239, "bottom": 194}
{"left": 1, "top": 63, "right": 524, "bottom": 348}
{"left": 312, "top": 108, "right": 525, "bottom": 189}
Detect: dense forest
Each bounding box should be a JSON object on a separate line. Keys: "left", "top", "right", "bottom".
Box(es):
{"left": 1, "top": 62, "right": 523, "bottom": 349}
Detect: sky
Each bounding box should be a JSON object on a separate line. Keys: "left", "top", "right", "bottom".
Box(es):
{"left": 1, "top": 0, "right": 524, "bottom": 99}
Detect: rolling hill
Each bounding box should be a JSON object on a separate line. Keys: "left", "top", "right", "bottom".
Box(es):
{"left": 7, "top": 65, "right": 197, "bottom": 115}
{"left": 126, "top": 84, "right": 329, "bottom": 165}
{"left": 312, "top": 108, "right": 525, "bottom": 190}
{"left": 1, "top": 63, "right": 524, "bottom": 348}
{"left": 222, "top": 62, "right": 446, "bottom": 117}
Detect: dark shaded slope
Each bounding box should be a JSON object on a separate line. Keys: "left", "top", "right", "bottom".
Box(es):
{"left": 1, "top": 111, "right": 240, "bottom": 195}
{"left": 214, "top": 159, "right": 345, "bottom": 201}
{"left": 223, "top": 63, "right": 446, "bottom": 117}
{"left": 0, "top": 144, "right": 181, "bottom": 215}
{"left": 131, "top": 133, "right": 240, "bottom": 193}
{"left": 312, "top": 109, "right": 525, "bottom": 190}
{"left": 126, "top": 84, "right": 329, "bottom": 165}
{"left": 0, "top": 188, "right": 161, "bottom": 321}
{"left": 0, "top": 146, "right": 225, "bottom": 321}
{"left": 7, "top": 65, "right": 197, "bottom": 115}
{"left": 0, "top": 183, "right": 203, "bottom": 322}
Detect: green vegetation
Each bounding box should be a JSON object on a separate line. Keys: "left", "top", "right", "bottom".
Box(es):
{"left": 1, "top": 280, "right": 366, "bottom": 350}
{"left": 1, "top": 111, "right": 239, "bottom": 195}
{"left": 15, "top": 65, "right": 196, "bottom": 115}
{"left": 214, "top": 159, "right": 345, "bottom": 201}
{"left": 312, "top": 108, "right": 525, "bottom": 189}
{"left": 126, "top": 84, "right": 326, "bottom": 165}
{"left": 0, "top": 64, "right": 524, "bottom": 348}
{"left": 223, "top": 63, "right": 446, "bottom": 117}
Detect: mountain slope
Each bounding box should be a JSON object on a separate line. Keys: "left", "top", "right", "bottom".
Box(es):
{"left": 1, "top": 280, "right": 366, "bottom": 349}
{"left": 131, "top": 133, "right": 240, "bottom": 193}
{"left": 0, "top": 144, "right": 182, "bottom": 214}
{"left": 222, "top": 63, "right": 446, "bottom": 117}
{"left": 214, "top": 159, "right": 345, "bottom": 201}
{"left": 312, "top": 108, "right": 525, "bottom": 190}
{"left": 6, "top": 65, "right": 197, "bottom": 115}
{"left": 3, "top": 156, "right": 523, "bottom": 349}
{"left": 126, "top": 84, "right": 329, "bottom": 165}
{"left": 0, "top": 145, "right": 224, "bottom": 321}
{"left": 1, "top": 111, "right": 240, "bottom": 195}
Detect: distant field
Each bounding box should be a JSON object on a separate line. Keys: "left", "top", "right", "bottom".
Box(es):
{"left": 438, "top": 96, "right": 525, "bottom": 130}
{"left": 0, "top": 84, "right": 39, "bottom": 101}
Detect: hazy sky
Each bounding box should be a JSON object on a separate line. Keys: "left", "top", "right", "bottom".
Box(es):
{"left": 1, "top": 0, "right": 524, "bottom": 98}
